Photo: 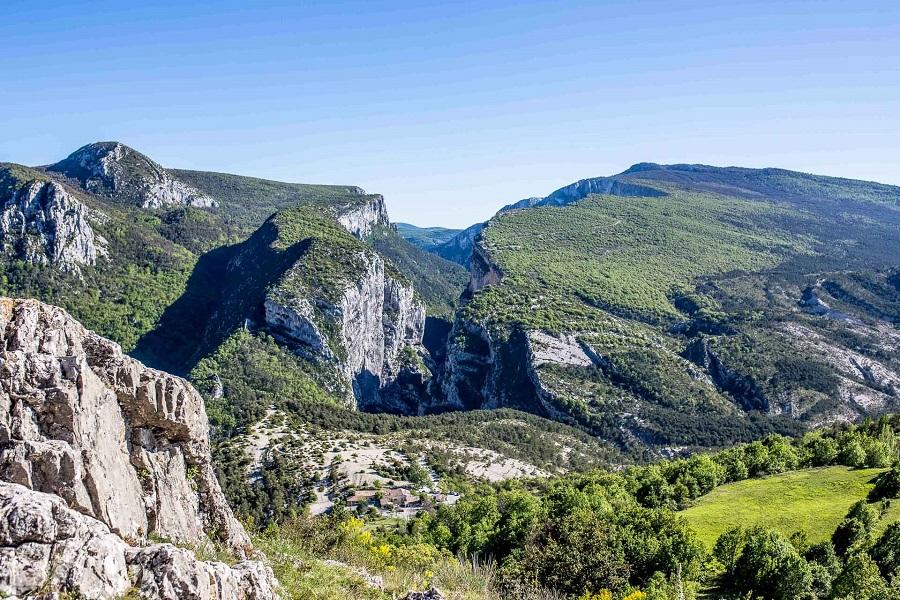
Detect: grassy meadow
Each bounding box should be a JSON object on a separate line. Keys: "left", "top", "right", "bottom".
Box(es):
{"left": 680, "top": 466, "right": 888, "bottom": 549}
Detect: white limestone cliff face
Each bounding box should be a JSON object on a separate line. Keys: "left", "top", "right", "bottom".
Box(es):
{"left": 0, "top": 180, "right": 106, "bottom": 273}
{"left": 49, "top": 142, "right": 218, "bottom": 209}
{"left": 263, "top": 251, "right": 425, "bottom": 409}
{"left": 0, "top": 298, "right": 277, "bottom": 599}
{"left": 335, "top": 193, "right": 390, "bottom": 238}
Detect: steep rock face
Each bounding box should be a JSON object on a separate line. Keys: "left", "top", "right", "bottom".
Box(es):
{"left": 539, "top": 176, "right": 666, "bottom": 206}
{"left": 0, "top": 179, "right": 105, "bottom": 272}
{"left": 0, "top": 298, "right": 276, "bottom": 598}
{"left": 334, "top": 193, "right": 390, "bottom": 238}
{"left": 435, "top": 318, "right": 551, "bottom": 416}
{"left": 468, "top": 238, "right": 503, "bottom": 294}
{"left": 435, "top": 319, "right": 592, "bottom": 423}
{"left": 683, "top": 337, "right": 771, "bottom": 413}
{"left": 48, "top": 142, "right": 218, "bottom": 209}
{"left": 264, "top": 250, "right": 426, "bottom": 410}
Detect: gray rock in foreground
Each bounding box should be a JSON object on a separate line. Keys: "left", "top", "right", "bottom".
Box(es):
{"left": 0, "top": 482, "right": 276, "bottom": 599}
{"left": 0, "top": 297, "right": 277, "bottom": 598}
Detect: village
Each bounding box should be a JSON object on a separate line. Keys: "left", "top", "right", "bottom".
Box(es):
{"left": 344, "top": 485, "right": 460, "bottom": 519}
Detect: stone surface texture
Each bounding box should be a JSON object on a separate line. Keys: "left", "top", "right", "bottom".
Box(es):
{"left": 0, "top": 179, "right": 105, "bottom": 273}
{"left": 0, "top": 297, "right": 277, "bottom": 599}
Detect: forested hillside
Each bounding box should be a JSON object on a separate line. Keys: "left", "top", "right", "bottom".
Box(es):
{"left": 435, "top": 164, "right": 900, "bottom": 458}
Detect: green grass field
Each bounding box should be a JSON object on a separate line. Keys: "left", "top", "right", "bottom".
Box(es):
{"left": 681, "top": 466, "right": 888, "bottom": 550}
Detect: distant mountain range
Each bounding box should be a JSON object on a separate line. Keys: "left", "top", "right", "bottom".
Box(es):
{"left": 2, "top": 144, "right": 899, "bottom": 462}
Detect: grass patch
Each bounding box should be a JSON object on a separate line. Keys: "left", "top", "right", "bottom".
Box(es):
{"left": 680, "top": 466, "right": 887, "bottom": 549}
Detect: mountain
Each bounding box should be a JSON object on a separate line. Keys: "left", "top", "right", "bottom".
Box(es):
{"left": 5, "top": 144, "right": 899, "bottom": 463}
{"left": 431, "top": 163, "right": 900, "bottom": 458}
{"left": 0, "top": 142, "right": 467, "bottom": 419}
{"left": 395, "top": 222, "right": 461, "bottom": 249}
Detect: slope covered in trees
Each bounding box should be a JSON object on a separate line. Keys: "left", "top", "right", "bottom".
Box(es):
{"left": 438, "top": 164, "right": 900, "bottom": 458}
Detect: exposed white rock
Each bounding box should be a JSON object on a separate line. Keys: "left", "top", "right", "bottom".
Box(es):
{"left": 382, "top": 274, "right": 427, "bottom": 381}
{"left": 782, "top": 322, "right": 900, "bottom": 396}
{"left": 0, "top": 481, "right": 132, "bottom": 599}
{"left": 0, "top": 482, "right": 276, "bottom": 600}
{"left": 128, "top": 543, "right": 277, "bottom": 600}
{"left": 335, "top": 194, "right": 389, "bottom": 238}
{"left": 0, "top": 297, "right": 277, "bottom": 598}
{"left": 527, "top": 331, "right": 595, "bottom": 368}
{"left": 0, "top": 179, "right": 106, "bottom": 273}
{"left": 263, "top": 250, "right": 425, "bottom": 409}
{"left": 49, "top": 142, "right": 218, "bottom": 209}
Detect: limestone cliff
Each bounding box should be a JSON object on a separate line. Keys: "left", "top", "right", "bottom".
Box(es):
{"left": 48, "top": 142, "right": 218, "bottom": 209}
{"left": 334, "top": 192, "right": 390, "bottom": 238}
{"left": 264, "top": 247, "right": 426, "bottom": 411}
{"left": 0, "top": 175, "right": 105, "bottom": 273}
{"left": 0, "top": 298, "right": 276, "bottom": 599}
{"left": 467, "top": 236, "right": 503, "bottom": 294}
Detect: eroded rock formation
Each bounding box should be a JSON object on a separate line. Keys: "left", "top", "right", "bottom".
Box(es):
{"left": 0, "top": 298, "right": 276, "bottom": 599}
{"left": 0, "top": 179, "right": 105, "bottom": 272}
{"left": 334, "top": 193, "right": 390, "bottom": 238}
{"left": 264, "top": 249, "right": 426, "bottom": 410}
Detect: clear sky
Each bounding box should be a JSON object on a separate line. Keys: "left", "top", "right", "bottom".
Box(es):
{"left": 2, "top": 1, "right": 899, "bottom": 228}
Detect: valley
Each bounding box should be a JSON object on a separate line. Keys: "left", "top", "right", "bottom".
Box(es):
{"left": 2, "top": 142, "right": 900, "bottom": 599}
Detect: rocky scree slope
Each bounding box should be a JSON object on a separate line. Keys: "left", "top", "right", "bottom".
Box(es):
{"left": 0, "top": 297, "right": 277, "bottom": 599}
{"left": 433, "top": 165, "right": 900, "bottom": 458}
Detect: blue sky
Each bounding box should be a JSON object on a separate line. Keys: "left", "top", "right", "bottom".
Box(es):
{"left": 2, "top": 1, "right": 899, "bottom": 227}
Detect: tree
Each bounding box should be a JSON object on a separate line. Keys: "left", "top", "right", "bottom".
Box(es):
{"left": 503, "top": 509, "right": 631, "bottom": 597}
{"left": 730, "top": 526, "right": 813, "bottom": 599}
{"left": 831, "top": 553, "right": 888, "bottom": 600}
{"left": 713, "top": 527, "right": 746, "bottom": 578}
{"left": 840, "top": 438, "right": 867, "bottom": 468}
{"left": 832, "top": 501, "right": 878, "bottom": 556}
{"left": 869, "top": 467, "right": 900, "bottom": 502}
{"left": 491, "top": 488, "right": 543, "bottom": 558}
{"left": 871, "top": 523, "right": 900, "bottom": 579}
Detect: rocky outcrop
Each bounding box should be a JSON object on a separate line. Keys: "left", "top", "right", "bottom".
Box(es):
{"left": 0, "top": 298, "right": 276, "bottom": 598}
{"left": 435, "top": 321, "right": 601, "bottom": 422}
{"left": 264, "top": 250, "right": 426, "bottom": 410}
{"left": 683, "top": 337, "right": 771, "bottom": 413}
{"left": 0, "top": 179, "right": 105, "bottom": 273}
{"left": 468, "top": 237, "right": 503, "bottom": 294}
{"left": 399, "top": 588, "right": 447, "bottom": 600}
{"left": 435, "top": 320, "right": 550, "bottom": 416}
{"left": 0, "top": 482, "right": 276, "bottom": 600}
{"left": 335, "top": 193, "right": 390, "bottom": 238}
{"left": 48, "top": 142, "right": 218, "bottom": 209}
{"left": 539, "top": 176, "right": 666, "bottom": 206}
{"left": 527, "top": 331, "right": 597, "bottom": 368}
